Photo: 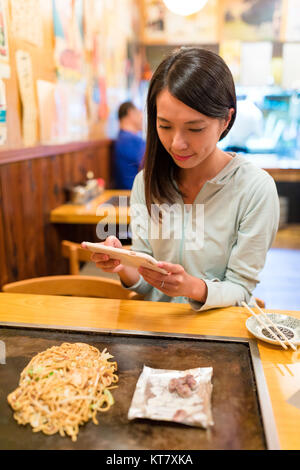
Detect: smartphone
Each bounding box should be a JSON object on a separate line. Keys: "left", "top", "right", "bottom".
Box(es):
{"left": 82, "top": 242, "right": 168, "bottom": 274}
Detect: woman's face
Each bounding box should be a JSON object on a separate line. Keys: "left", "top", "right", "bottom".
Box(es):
{"left": 156, "top": 88, "right": 231, "bottom": 169}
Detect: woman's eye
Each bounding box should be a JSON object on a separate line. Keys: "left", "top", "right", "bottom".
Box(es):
{"left": 189, "top": 128, "right": 203, "bottom": 132}
{"left": 158, "top": 125, "right": 171, "bottom": 130}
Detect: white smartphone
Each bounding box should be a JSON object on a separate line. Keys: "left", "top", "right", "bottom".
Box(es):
{"left": 82, "top": 242, "right": 168, "bottom": 274}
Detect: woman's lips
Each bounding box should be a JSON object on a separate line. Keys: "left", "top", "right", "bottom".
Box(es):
{"left": 173, "top": 153, "right": 195, "bottom": 161}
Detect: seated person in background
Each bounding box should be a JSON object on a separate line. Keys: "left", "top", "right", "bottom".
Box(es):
{"left": 114, "top": 101, "right": 146, "bottom": 189}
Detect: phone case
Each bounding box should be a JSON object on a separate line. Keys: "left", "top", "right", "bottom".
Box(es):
{"left": 82, "top": 242, "right": 168, "bottom": 274}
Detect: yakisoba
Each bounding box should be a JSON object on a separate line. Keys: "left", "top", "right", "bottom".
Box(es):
{"left": 7, "top": 342, "right": 118, "bottom": 442}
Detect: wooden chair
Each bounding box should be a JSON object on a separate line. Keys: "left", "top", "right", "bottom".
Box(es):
{"left": 2, "top": 275, "right": 140, "bottom": 300}
{"left": 62, "top": 240, "right": 93, "bottom": 275}
{"left": 61, "top": 240, "right": 131, "bottom": 275}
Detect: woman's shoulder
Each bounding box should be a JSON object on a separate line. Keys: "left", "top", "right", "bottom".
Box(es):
{"left": 233, "top": 154, "right": 276, "bottom": 190}
{"left": 132, "top": 169, "right": 145, "bottom": 188}
{"left": 131, "top": 170, "right": 145, "bottom": 202}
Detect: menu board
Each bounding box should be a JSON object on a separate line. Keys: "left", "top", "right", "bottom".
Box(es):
{"left": 143, "top": 0, "right": 218, "bottom": 44}
{"left": 222, "top": 0, "right": 282, "bottom": 41}
{"left": 282, "top": 43, "right": 300, "bottom": 89}
{"left": 240, "top": 42, "right": 273, "bottom": 87}
{"left": 0, "top": 0, "right": 10, "bottom": 79}
{"left": 219, "top": 41, "right": 241, "bottom": 83}
{"left": 52, "top": 0, "right": 85, "bottom": 80}
{"left": 10, "top": 0, "right": 43, "bottom": 47}
{"left": 284, "top": 0, "right": 300, "bottom": 41}
{"left": 165, "top": 0, "right": 218, "bottom": 44}
{"left": 15, "top": 50, "right": 38, "bottom": 146}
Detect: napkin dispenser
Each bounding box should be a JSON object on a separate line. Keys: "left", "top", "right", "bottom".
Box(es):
{"left": 66, "top": 174, "right": 105, "bottom": 204}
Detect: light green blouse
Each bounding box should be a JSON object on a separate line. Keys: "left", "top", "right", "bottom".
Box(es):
{"left": 124, "top": 154, "right": 280, "bottom": 311}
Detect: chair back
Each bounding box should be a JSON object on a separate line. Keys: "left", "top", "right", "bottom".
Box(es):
{"left": 61, "top": 240, "right": 91, "bottom": 275}
{"left": 2, "top": 275, "right": 139, "bottom": 300}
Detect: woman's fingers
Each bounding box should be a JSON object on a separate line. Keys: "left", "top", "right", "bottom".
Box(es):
{"left": 139, "top": 263, "right": 186, "bottom": 293}
{"left": 95, "top": 259, "right": 121, "bottom": 273}
{"left": 139, "top": 267, "right": 172, "bottom": 291}
{"left": 104, "top": 236, "right": 122, "bottom": 248}
{"left": 157, "top": 262, "right": 184, "bottom": 274}
{"left": 96, "top": 259, "right": 120, "bottom": 268}
{"left": 82, "top": 237, "right": 123, "bottom": 273}
{"left": 91, "top": 252, "right": 109, "bottom": 262}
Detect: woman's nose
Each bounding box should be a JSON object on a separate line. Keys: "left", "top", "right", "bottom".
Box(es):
{"left": 171, "top": 132, "right": 189, "bottom": 151}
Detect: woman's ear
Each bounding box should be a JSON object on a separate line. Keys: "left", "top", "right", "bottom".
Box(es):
{"left": 224, "top": 107, "right": 235, "bottom": 131}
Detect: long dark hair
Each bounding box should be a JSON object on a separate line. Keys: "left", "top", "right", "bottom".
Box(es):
{"left": 143, "top": 47, "right": 237, "bottom": 215}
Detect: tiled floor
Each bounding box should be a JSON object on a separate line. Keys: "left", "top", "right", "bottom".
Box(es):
{"left": 253, "top": 248, "right": 300, "bottom": 311}
{"left": 81, "top": 248, "right": 300, "bottom": 311}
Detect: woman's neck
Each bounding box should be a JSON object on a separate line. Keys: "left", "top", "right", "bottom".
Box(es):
{"left": 178, "top": 148, "right": 232, "bottom": 189}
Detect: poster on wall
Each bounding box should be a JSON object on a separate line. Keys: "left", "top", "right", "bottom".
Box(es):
{"left": 219, "top": 41, "right": 241, "bottom": 83}
{"left": 165, "top": 0, "right": 219, "bottom": 44}
{"left": 143, "top": 0, "right": 166, "bottom": 42}
{"left": 143, "top": 0, "right": 218, "bottom": 44}
{"left": 10, "top": 0, "right": 43, "bottom": 47}
{"left": 240, "top": 42, "right": 273, "bottom": 87}
{"left": 222, "top": 0, "right": 282, "bottom": 41}
{"left": 83, "top": 0, "right": 95, "bottom": 51}
{"left": 54, "top": 79, "right": 89, "bottom": 142}
{"left": 15, "top": 50, "right": 38, "bottom": 147}
{"left": 284, "top": 0, "right": 300, "bottom": 41}
{"left": 52, "top": 0, "right": 85, "bottom": 81}
{"left": 282, "top": 43, "right": 300, "bottom": 90}
{"left": 0, "top": 0, "right": 10, "bottom": 79}
{"left": 37, "top": 80, "right": 57, "bottom": 144}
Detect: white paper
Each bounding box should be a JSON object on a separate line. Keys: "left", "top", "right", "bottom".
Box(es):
{"left": 285, "top": 0, "right": 300, "bottom": 41}
{"left": 0, "top": 0, "right": 9, "bottom": 61}
{"left": 282, "top": 43, "right": 300, "bottom": 89}
{"left": 16, "top": 50, "right": 38, "bottom": 146}
{"left": 128, "top": 365, "right": 214, "bottom": 428}
{"left": 0, "top": 62, "right": 10, "bottom": 79}
{"left": 11, "top": 0, "right": 43, "bottom": 47}
{"left": 37, "top": 80, "right": 56, "bottom": 144}
{"left": 240, "top": 42, "right": 273, "bottom": 86}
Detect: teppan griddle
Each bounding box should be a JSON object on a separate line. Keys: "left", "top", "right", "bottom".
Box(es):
{"left": 0, "top": 322, "right": 280, "bottom": 450}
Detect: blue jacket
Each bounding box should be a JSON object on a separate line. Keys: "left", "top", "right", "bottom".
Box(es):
{"left": 114, "top": 130, "right": 146, "bottom": 189}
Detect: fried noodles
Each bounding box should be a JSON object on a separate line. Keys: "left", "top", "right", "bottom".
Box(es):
{"left": 7, "top": 342, "right": 118, "bottom": 442}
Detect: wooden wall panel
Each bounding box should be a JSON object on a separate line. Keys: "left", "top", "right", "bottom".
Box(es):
{"left": 0, "top": 179, "right": 8, "bottom": 286}
{"left": 0, "top": 140, "right": 113, "bottom": 288}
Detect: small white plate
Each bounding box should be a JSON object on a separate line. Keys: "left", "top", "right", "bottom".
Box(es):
{"left": 246, "top": 313, "right": 300, "bottom": 346}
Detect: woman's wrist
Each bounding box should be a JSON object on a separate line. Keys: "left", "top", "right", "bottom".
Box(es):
{"left": 118, "top": 266, "right": 140, "bottom": 288}
{"left": 186, "top": 277, "right": 208, "bottom": 304}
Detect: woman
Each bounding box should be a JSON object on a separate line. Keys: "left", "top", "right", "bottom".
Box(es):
{"left": 90, "top": 48, "right": 279, "bottom": 311}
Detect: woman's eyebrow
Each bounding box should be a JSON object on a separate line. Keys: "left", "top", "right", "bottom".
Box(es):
{"left": 157, "top": 116, "right": 206, "bottom": 124}
{"left": 157, "top": 116, "right": 170, "bottom": 122}
{"left": 185, "top": 119, "right": 206, "bottom": 124}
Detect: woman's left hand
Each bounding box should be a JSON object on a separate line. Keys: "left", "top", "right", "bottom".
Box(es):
{"left": 138, "top": 261, "right": 207, "bottom": 302}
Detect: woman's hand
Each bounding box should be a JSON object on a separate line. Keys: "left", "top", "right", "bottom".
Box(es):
{"left": 138, "top": 261, "right": 208, "bottom": 303}
{"left": 84, "top": 236, "right": 124, "bottom": 274}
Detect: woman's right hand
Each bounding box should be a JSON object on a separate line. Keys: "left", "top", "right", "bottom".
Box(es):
{"left": 89, "top": 236, "right": 125, "bottom": 273}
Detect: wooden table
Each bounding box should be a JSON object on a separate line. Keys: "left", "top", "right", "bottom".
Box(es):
{"left": 0, "top": 293, "right": 299, "bottom": 450}
{"left": 50, "top": 190, "right": 131, "bottom": 225}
